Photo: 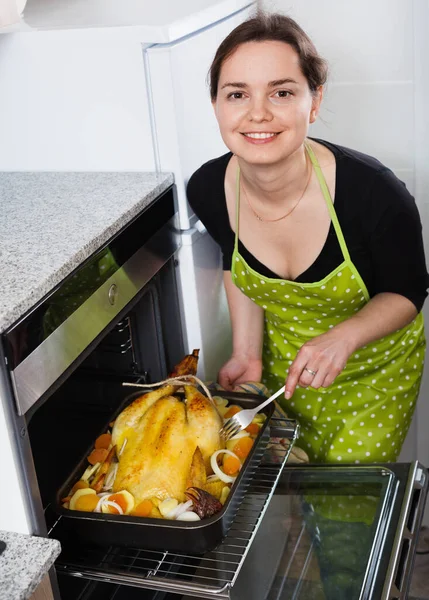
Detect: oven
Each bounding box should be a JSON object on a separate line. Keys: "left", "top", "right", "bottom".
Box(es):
{"left": 1, "top": 183, "right": 428, "bottom": 600}
{"left": 0, "top": 184, "right": 298, "bottom": 599}
{"left": 0, "top": 185, "right": 187, "bottom": 596}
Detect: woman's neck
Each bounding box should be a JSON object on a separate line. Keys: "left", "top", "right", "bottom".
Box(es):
{"left": 236, "top": 142, "right": 309, "bottom": 208}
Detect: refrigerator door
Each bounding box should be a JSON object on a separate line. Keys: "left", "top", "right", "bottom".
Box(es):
{"left": 147, "top": 6, "right": 254, "bottom": 375}
{"left": 176, "top": 227, "right": 232, "bottom": 380}
{"left": 146, "top": 3, "right": 254, "bottom": 230}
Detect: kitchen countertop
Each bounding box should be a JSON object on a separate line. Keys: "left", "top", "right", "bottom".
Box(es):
{"left": 0, "top": 171, "right": 174, "bottom": 333}
{"left": 0, "top": 530, "right": 61, "bottom": 599}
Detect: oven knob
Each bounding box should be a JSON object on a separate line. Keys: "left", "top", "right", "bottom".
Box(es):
{"left": 108, "top": 284, "right": 118, "bottom": 305}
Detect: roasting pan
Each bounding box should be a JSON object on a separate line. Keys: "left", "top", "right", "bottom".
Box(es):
{"left": 55, "top": 389, "right": 275, "bottom": 554}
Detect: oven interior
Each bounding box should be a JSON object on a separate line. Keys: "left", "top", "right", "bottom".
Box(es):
{"left": 21, "top": 256, "right": 195, "bottom": 599}
{"left": 27, "top": 257, "right": 184, "bottom": 515}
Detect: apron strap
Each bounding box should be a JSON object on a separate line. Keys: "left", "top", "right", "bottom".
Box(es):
{"left": 234, "top": 141, "right": 351, "bottom": 264}
{"left": 235, "top": 163, "right": 241, "bottom": 253}
{"left": 304, "top": 141, "right": 351, "bottom": 263}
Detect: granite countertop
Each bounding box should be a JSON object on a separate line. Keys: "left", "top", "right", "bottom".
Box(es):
{"left": 0, "top": 530, "right": 61, "bottom": 599}
{"left": 0, "top": 171, "right": 173, "bottom": 333}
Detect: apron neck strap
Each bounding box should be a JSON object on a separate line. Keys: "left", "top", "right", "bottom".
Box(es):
{"left": 304, "top": 141, "right": 350, "bottom": 263}
{"left": 234, "top": 141, "right": 351, "bottom": 263}
{"left": 235, "top": 161, "right": 241, "bottom": 253}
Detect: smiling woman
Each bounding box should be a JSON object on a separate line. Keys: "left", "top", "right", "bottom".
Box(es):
{"left": 213, "top": 40, "right": 322, "bottom": 169}
{"left": 186, "top": 11, "right": 428, "bottom": 467}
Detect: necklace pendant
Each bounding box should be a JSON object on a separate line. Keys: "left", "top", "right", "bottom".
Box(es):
{"left": 255, "top": 213, "right": 263, "bottom": 222}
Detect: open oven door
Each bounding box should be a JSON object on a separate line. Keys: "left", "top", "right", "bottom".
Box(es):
{"left": 232, "top": 461, "right": 428, "bottom": 600}
{"left": 51, "top": 450, "right": 427, "bottom": 599}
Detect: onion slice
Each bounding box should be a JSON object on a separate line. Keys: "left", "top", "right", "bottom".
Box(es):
{"left": 101, "top": 500, "right": 124, "bottom": 515}
{"left": 102, "top": 463, "right": 118, "bottom": 491}
{"left": 81, "top": 462, "right": 101, "bottom": 482}
{"left": 210, "top": 449, "right": 241, "bottom": 484}
{"left": 229, "top": 431, "right": 250, "bottom": 441}
{"left": 94, "top": 494, "right": 110, "bottom": 513}
{"left": 168, "top": 499, "right": 193, "bottom": 519}
{"left": 118, "top": 439, "right": 127, "bottom": 457}
{"left": 94, "top": 494, "right": 123, "bottom": 514}
{"left": 176, "top": 511, "right": 201, "bottom": 521}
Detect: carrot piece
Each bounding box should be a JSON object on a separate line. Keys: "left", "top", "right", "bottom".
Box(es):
{"left": 245, "top": 423, "right": 260, "bottom": 435}
{"left": 233, "top": 437, "right": 254, "bottom": 460}
{"left": 132, "top": 500, "right": 153, "bottom": 517}
{"left": 94, "top": 433, "right": 112, "bottom": 450}
{"left": 87, "top": 448, "right": 109, "bottom": 465}
{"left": 223, "top": 455, "right": 241, "bottom": 476}
{"left": 90, "top": 445, "right": 117, "bottom": 493}
{"left": 107, "top": 493, "right": 128, "bottom": 514}
{"left": 224, "top": 405, "right": 242, "bottom": 419}
{"left": 74, "top": 494, "right": 100, "bottom": 512}
{"left": 61, "top": 496, "right": 72, "bottom": 504}
{"left": 71, "top": 480, "right": 89, "bottom": 494}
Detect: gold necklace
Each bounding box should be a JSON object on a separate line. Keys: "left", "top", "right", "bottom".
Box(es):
{"left": 242, "top": 154, "right": 312, "bottom": 223}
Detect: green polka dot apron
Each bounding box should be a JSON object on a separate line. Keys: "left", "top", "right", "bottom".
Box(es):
{"left": 231, "top": 142, "right": 425, "bottom": 463}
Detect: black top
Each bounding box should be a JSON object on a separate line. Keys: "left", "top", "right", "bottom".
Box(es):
{"left": 187, "top": 139, "right": 429, "bottom": 312}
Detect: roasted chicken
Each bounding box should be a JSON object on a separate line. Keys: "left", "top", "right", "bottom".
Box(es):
{"left": 111, "top": 352, "right": 225, "bottom": 505}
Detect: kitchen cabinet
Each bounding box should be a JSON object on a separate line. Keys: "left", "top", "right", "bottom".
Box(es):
{"left": 30, "top": 574, "right": 55, "bottom": 600}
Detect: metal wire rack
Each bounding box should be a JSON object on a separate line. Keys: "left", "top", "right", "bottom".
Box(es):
{"left": 54, "top": 410, "right": 299, "bottom": 599}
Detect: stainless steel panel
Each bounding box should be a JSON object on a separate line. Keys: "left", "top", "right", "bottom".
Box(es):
{"left": 11, "top": 217, "right": 180, "bottom": 415}
{"left": 382, "top": 462, "right": 427, "bottom": 599}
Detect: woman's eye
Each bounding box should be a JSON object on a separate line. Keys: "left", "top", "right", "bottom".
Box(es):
{"left": 269, "top": 90, "right": 294, "bottom": 105}
{"left": 275, "top": 90, "right": 292, "bottom": 99}
{"left": 227, "top": 92, "right": 245, "bottom": 100}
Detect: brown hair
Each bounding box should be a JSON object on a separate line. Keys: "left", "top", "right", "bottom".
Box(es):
{"left": 209, "top": 12, "right": 328, "bottom": 100}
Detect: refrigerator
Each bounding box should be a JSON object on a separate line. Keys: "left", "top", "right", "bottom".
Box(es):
{"left": 0, "top": 0, "right": 256, "bottom": 379}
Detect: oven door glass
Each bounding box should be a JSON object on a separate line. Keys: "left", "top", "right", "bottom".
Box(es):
{"left": 232, "top": 463, "right": 424, "bottom": 600}
{"left": 52, "top": 462, "right": 427, "bottom": 600}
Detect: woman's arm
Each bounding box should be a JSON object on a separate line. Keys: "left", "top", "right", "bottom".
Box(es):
{"left": 285, "top": 292, "right": 418, "bottom": 398}
{"left": 218, "top": 272, "right": 265, "bottom": 390}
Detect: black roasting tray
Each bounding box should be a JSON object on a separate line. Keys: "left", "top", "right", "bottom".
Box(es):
{"left": 55, "top": 389, "right": 275, "bottom": 554}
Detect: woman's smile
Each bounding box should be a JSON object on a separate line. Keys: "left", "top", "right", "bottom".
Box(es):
{"left": 241, "top": 131, "right": 280, "bottom": 144}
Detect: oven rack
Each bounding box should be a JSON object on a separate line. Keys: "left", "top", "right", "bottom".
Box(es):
{"left": 54, "top": 411, "right": 299, "bottom": 599}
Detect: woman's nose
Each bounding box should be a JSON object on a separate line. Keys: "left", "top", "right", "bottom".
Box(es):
{"left": 247, "top": 97, "right": 273, "bottom": 122}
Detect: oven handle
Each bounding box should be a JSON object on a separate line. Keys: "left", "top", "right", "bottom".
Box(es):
{"left": 381, "top": 461, "right": 428, "bottom": 599}
{"left": 11, "top": 216, "right": 181, "bottom": 416}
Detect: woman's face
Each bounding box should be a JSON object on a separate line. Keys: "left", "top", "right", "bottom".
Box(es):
{"left": 213, "top": 41, "right": 322, "bottom": 165}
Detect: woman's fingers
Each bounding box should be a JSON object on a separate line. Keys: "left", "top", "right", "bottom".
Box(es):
{"left": 321, "top": 370, "right": 340, "bottom": 389}
{"left": 285, "top": 340, "right": 348, "bottom": 397}
{"left": 305, "top": 367, "right": 326, "bottom": 390}
{"left": 285, "top": 351, "right": 309, "bottom": 398}
{"left": 298, "top": 367, "right": 318, "bottom": 388}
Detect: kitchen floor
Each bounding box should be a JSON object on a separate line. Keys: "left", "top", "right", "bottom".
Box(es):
{"left": 410, "top": 527, "right": 429, "bottom": 598}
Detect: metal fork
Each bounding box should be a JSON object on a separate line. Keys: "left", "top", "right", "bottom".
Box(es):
{"left": 220, "top": 385, "right": 286, "bottom": 441}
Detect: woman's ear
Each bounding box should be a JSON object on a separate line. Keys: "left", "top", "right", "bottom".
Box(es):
{"left": 310, "top": 86, "right": 323, "bottom": 124}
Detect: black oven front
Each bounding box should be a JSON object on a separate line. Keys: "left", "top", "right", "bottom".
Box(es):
{"left": 1, "top": 186, "right": 188, "bottom": 599}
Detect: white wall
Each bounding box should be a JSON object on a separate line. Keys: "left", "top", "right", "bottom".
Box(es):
{"left": 262, "top": 0, "right": 429, "bottom": 520}
{"left": 0, "top": 29, "right": 156, "bottom": 171}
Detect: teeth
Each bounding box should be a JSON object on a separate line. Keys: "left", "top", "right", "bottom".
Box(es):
{"left": 244, "top": 132, "right": 277, "bottom": 139}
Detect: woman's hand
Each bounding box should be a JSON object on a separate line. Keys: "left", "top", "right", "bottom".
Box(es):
{"left": 218, "top": 355, "right": 263, "bottom": 391}
{"left": 284, "top": 292, "right": 418, "bottom": 399}
{"left": 220, "top": 273, "right": 264, "bottom": 391}
{"left": 285, "top": 329, "right": 356, "bottom": 399}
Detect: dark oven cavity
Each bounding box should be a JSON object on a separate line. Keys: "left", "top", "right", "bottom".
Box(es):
{"left": 1, "top": 185, "right": 183, "bottom": 529}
